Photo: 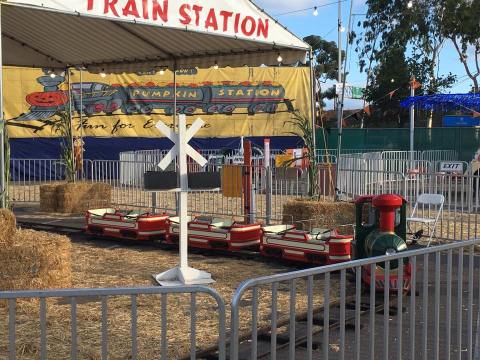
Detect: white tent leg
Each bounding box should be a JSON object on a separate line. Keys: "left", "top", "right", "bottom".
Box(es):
{"left": 0, "top": 4, "right": 5, "bottom": 209}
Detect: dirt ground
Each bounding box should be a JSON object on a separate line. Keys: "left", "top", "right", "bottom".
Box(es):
{"left": 0, "top": 235, "right": 338, "bottom": 360}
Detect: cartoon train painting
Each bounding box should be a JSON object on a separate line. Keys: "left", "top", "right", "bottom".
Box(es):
{"left": 16, "top": 73, "right": 294, "bottom": 121}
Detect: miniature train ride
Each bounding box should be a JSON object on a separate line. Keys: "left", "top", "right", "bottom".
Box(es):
{"left": 85, "top": 193, "right": 412, "bottom": 291}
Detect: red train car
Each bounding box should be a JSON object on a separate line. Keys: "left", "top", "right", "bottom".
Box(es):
{"left": 85, "top": 209, "right": 171, "bottom": 241}
{"left": 166, "top": 216, "right": 263, "bottom": 251}
{"left": 261, "top": 225, "right": 354, "bottom": 264}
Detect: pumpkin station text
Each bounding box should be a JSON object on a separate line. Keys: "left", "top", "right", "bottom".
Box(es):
{"left": 87, "top": 0, "right": 269, "bottom": 38}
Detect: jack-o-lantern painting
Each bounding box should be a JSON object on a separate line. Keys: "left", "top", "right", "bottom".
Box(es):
{"left": 26, "top": 91, "right": 69, "bottom": 107}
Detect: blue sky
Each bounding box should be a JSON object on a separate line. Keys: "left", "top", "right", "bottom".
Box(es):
{"left": 255, "top": 0, "right": 474, "bottom": 109}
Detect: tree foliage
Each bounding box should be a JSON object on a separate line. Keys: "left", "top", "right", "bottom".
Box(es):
{"left": 353, "top": 0, "right": 478, "bottom": 127}
{"left": 304, "top": 35, "right": 345, "bottom": 108}
{"left": 363, "top": 45, "right": 410, "bottom": 127}
{"left": 440, "top": 0, "right": 480, "bottom": 92}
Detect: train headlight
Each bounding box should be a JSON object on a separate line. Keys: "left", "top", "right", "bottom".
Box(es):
{"left": 386, "top": 248, "right": 396, "bottom": 256}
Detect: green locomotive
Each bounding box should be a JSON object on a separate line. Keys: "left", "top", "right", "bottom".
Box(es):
{"left": 353, "top": 194, "right": 412, "bottom": 291}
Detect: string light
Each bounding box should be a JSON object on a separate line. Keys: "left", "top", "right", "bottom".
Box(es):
{"left": 159, "top": 69, "right": 165, "bottom": 75}
{"left": 313, "top": 7, "right": 319, "bottom": 16}
{"left": 391, "top": 79, "right": 395, "bottom": 83}
{"left": 50, "top": 72, "right": 56, "bottom": 78}
{"left": 213, "top": 61, "right": 219, "bottom": 70}
{"left": 274, "top": 0, "right": 346, "bottom": 17}
{"left": 407, "top": 1, "right": 413, "bottom": 8}
{"left": 100, "top": 69, "right": 107, "bottom": 78}
{"left": 277, "top": 53, "right": 283, "bottom": 63}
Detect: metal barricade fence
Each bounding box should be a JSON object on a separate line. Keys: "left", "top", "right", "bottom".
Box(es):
{"left": 229, "top": 238, "right": 480, "bottom": 360}
{"left": 421, "top": 150, "right": 458, "bottom": 162}
{"left": 0, "top": 286, "right": 226, "bottom": 360}
{"left": 336, "top": 169, "right": 407, "bottom": 200}
{"left": 9, "top": 159, "right": 93, "bottom": 203}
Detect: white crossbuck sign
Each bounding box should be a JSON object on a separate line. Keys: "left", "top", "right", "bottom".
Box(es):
{"left": 155, "top": 118, "right": 208, "bottom": 171}
{"left": 153, "top": 114, "right": 214, "bottom": 286}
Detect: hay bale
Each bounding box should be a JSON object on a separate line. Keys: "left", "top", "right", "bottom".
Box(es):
{"left": 41, "top": 182, "right": 112, "bottom": 213}
{"left": 88, "top": 182, "right": 112, "bottom": 209}
{"left": 0, "top": 209, "right": 16, "bottom": 246}
{"left": 283, "top": 199, "right": 355, "bottom": 230}
{"left": 0, "top": 229, "right": 72, "bottom": 292}
{"left": 39, "top": 184, "right": 58, "bottom": 212}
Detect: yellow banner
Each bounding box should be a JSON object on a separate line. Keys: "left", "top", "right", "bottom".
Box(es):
{"left": 4, "top": 66, "right": 311, "bottom": 138}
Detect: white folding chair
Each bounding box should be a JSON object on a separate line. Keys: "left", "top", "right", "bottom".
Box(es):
{"left": 407, "top": 193, "right": 445, "bottom": 246}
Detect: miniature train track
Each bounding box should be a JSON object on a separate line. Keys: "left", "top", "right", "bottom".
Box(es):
{"left": 15, "top": 220, "right": 302, "bottom": 267}
{"left": 17, "top": 220, "right": 85, "bottom": 235}
{"left": 193, "top": 292, "right": 401, "bottom": 360}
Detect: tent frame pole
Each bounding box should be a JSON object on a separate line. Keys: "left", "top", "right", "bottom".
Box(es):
{"left": 309, "top": 48, "right": 317, "bottom": 157}
{"left": 0, "top": 3, "right": 5, "bottom": 208}
{"left": 67, "top": 67, "right": 76, "bottom": 182}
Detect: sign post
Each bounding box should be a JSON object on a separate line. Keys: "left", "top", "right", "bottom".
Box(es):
{"left": 154, "top": 114, "right": 214, "bottom": 286}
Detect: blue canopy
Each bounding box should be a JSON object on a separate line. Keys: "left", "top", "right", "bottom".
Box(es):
{"left": 400, "top": 93, "right": 480, "bottom": 111}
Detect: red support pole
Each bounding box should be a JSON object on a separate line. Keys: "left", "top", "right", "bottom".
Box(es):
{"left": 243, "top": 139, "right": 252, "bottom": 224}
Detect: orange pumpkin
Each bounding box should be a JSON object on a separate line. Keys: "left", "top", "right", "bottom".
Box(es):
{"left": 26, "top": 91, "right": 68, "bottom": 107}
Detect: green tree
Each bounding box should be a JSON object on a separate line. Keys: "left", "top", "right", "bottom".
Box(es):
{"left": 363, "top": 46, "right": 411, "bottom": 127}
{"left": 440, "top": 0, "right": 480, "bottom": 92}
{"left": 355, "top": 0, "right": 459, "bottom": 127}
{"left": 357, "top": 0, "right": 456, "bottom": 94}
{"left": 304, "top": 35, "right": 345, "bottom": 109}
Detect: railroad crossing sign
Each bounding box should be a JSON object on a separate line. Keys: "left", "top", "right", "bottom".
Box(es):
{"left": 154, "top": 114, "right": 214, "bottom": 286}
{"left": 155, "top": 118, "right": 208, "bottom": 171}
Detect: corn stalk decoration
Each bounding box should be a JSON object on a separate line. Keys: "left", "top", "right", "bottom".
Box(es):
{"left": 284, "top": 111, "right": 318, "bottom": 197}
{"left": 51, "top": 110, "right": 75, "bottom": 182}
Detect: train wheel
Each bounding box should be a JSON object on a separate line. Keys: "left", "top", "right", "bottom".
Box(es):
{"left": 247, "top": 103, "right": 266, "bottom": 115}
{"left": 184, "top": 106, "right": 197, "bottom": 115}
{"left": 106, "top": 100, "right": 121, "bottom": 113}
{"left": 84, "top": 105, "right": 96, "bottom": 117}
{"left": 266, "top": 103, "right": 278, "bottom": 114}
{"left": 125, "top": 104, "right": 138, "bottom": 115}
{"left": 164, "top": 106, "right": 173, "bottom": 116}
{"left": 165, "top": 105, "right": 185, "bottom": 115}
{"left": 140, "top": 105, "right": 153, "bottom": 114}
{"left": 205, "top": 105, "right": 221, "bottom": 114}
{"left": 221, "top": 105, "right": 236, "bottom": 114}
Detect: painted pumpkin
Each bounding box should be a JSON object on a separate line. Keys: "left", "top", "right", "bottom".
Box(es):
{"left": 26, "top": 91, "right": 68, "bottom": 107}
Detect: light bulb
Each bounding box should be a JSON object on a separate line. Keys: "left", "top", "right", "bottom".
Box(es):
{"left": 277, "top": 53, "right": 283, "bottom": 63}
{"left": 100, "top": 70, "right": 106, "bottom": 78}
{"left": 50, "top": 72, "right": 56, "bottom": 78}
{"left": 391, "top": 78, "right": 395, "bottom": 83}
{"left": 407, "top": 1, "right": 413, "bottom": 8}
{"left": 313, "top": 7, "right": 318, "bottom": 16}
{"left": 213, "top": 62, "right": 219, "bottom": 70}
{"left": 159, "top": 69, "right": 165, "bottom": 75}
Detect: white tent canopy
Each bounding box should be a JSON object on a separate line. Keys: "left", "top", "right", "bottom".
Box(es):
{"left": 2, "top": 0, "right": 309, "bottom": 72}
